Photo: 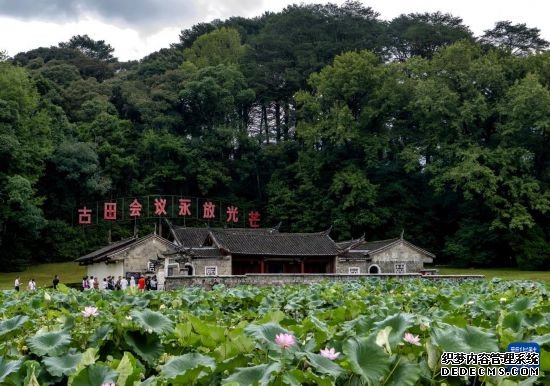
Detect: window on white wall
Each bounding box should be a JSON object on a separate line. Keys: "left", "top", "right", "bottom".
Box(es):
{"left": 348, "top": 267, "right": 360, "bottom": 274}
{"left": 205, "top": 266, "right": 218, "bottom": 276}
{"left": 394, "top": 263, "right": 406, "bottom": 273}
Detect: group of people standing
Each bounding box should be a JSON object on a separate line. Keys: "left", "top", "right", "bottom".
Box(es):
{"left": 13, "top": 277, "right": 34, "bottom": 291}
{"left": 14, "top": 274, "right": 59, "bottom": 291}
{"left": 82, "top": 274, "right": 158, "bottom": 291}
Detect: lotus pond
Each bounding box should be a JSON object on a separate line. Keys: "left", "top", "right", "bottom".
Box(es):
{"left": 0, "top": 279, "right": 548, "bottom": 385}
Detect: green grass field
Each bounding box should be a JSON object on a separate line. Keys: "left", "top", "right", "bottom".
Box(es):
{"left": 0, "top": 263, "right": 548, "bottom": 290}
{"left": 0, "top": 262, "right": 85, "bottom": 290}
{"left": 436, "top": 266, "right": 550, "bottom": 283}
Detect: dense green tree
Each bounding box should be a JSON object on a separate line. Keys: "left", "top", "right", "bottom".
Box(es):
{"left": 60, "top": 78, "right": 108, "bottom": 121}
{"left": 481, "top": 21, "right": 549, "bottom": 56}
{"left": 241, "top": 2, "right": 385, "bottom": 143}
{"left": 290, "top": 50, "right": 386, "bottom": 237}
{"left": 78, "top": 112, "right": 138, "bottom": 195}
{"left": 132, "top": 130, "right": 188, "bottom": 194}
{"left": 177, "top": 21, "right": 221, "bottom": 49}
{"left": 0, "top": 50, "right": 9, "bottom": 61}
{"left": 137, "top": 48, "right": 184, "bottom": 77}
{"left": 245, "top": 2, "right": 383, "bottom": 100}
{"left": 2, "top": 7, "right": 550, "bottom": 272}
{"left": 59, "top": 34, "right": 116, "bottom": 62}
{"left": 184, "top": 27, "right": 246, "bottom": 68}
{"left": 179, "top": 64, "right": 255, "bottom": 131}
{"left": 45, "top": 141, "right": 110, "bottom": 206}
{"left": 14, "top": 44, "right": 116, "bottom": 81}
{"left": 38, "top": 61, "right": 81, "bottom": 86}
{"left": 0, "top": 64, "right": 54, "bottom": 269}
{"left": 14, "top": 46, "right": 80, "bottom": 66}
{"left": 498, "top": 73, "right": 550, "bottom": 179}
{"left": 387, "top": 12, "right": 473, "bottom": 61}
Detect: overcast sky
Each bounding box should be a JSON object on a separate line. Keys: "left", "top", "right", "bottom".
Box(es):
{"left": 0, "top": 0, "right": 549, "bottom": 61}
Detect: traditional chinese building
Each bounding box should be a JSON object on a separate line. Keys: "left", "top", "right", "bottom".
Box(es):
{"left": 166, "top": 226, "right": 340, "bottom": 275}
{"left": 75, "top": 233, "right": 176, "bottom": 288}
{"left": 336, "top": 234, "right": 435, "bottom": 274}
{"left": 76, "top": 227, "right": 435, "bottom": 285}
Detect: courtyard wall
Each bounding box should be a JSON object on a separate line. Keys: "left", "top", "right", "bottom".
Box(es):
{"left": 164, "top": 273, "right": 484, "bottom": 290}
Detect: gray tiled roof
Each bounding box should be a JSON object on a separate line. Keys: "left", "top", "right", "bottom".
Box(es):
{"left": 340, "top": 237, "right": 435, "bottom": 259}
{"left": 75, "top": 237, "right": 137, "bottom": 263}
{"left": 188, "top": 248, "right": 223, "bottom": 258}
{"left": 336, "top": 239, "right": 361, "bottom": 250}
{"left": 208, "top": 230, "right": 339, "bottom": 256}
{"left": 171, "top": 227, "right": 210, "bottom": 247}
{"left": 171, "top": 226, "right": 278, "bottom": 247}
{"left": 75, "top": 234, "right": 174, "bottom": 264}
{"left": 352, "top": 238, "right": 400, "bottom": 252}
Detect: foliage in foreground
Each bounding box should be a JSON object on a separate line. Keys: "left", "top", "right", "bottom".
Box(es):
{"left": 0, "top": 279, "right": 548, "bottom": 385}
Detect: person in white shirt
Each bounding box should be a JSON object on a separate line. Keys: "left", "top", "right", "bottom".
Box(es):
{"left": 121, "top": 276, "right": 128, "bottom": 290}
{"left": 102, "top": 278, "right": 108, "bottom": 290}
{"left": 14, "top": 277, "right": 20, "bottom": 291}
{"left": 88, "top": 276, "right": 95, "bottom": 290}
{"left": 150, "top": 276, "right": 157, "bottom": 290}
{"left": 28, "top": 278, "right": 36, "bottom": 290}
{"left": 129, "top": 276, "right": 136, "bottom": 288}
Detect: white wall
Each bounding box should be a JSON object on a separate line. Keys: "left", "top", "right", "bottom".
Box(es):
{"left": 87, "top": 261, "right": 124, "bottom": 280}
{"left": 373, "top": 242, "right": 431, "bottom": 263}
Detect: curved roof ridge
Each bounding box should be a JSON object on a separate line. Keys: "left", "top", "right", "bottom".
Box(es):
{"left": 366, "top": 237, "right": 399, "bottom": 243}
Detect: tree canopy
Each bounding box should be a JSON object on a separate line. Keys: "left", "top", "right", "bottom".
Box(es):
{"left": 1, "top": 4, "right": 549, "bottom": 271}
{"left": 481, "top": 21, "right": 549, "bottom": 56}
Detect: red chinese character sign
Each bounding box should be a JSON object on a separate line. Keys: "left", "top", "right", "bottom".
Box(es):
{"left": 104, "top": 202, "right": 117, "bottom": 220}
{"left": 179, "top": 199, "right": 192, "bottom": 217}
{"left": 154, "top": 198, "right": 167, "bottom": 216}
{"left": 129, "top": 199, "right": 142, "bottom": 217}
{"left": 248, "top": 210, "right": 261, "bottom": 228}
{"left": 226, "top": 206, "right": 239, "bottom": 223}
{"left": 203, "top": 201, "right": 216, "bottom": 219}
{"left": 76, "top": 196, "right": 262, "bottom": 228}
{"left": 78, "top": 207, "right": 92, "bottom": 224}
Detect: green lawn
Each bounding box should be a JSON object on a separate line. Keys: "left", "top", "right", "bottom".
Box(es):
{"left": 0, "top": 262, "right": 85, "bottom": 290}
{"left": 436, "top": 266, "right": 550, "bottom": 283}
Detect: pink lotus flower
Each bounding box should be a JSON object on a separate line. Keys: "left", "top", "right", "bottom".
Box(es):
{"left": 81, "top": 306, "right": 99, "bottom": 318}
{"left": 275, "top": 333, "right": 296, "bottom": 349}
{"left": 403, "top": 332, "right": 421, "bottom": 346}
{"left": 320, "top": 347, "right": 340, "bottom": 360}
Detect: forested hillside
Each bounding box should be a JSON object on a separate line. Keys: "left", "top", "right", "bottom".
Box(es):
{"left": 1, "top": 2, "right": 549, "bottom": 270}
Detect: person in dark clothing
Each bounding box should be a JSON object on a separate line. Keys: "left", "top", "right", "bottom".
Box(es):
{"left": 53, "top": 274, "right": 60, "bottom": 290}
